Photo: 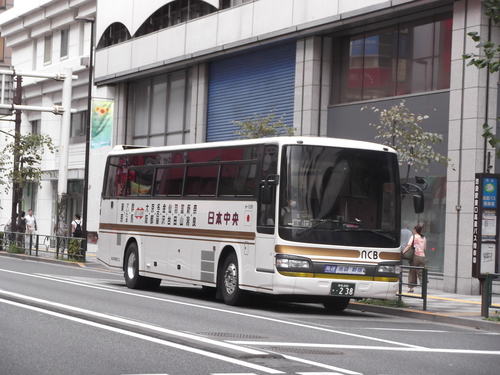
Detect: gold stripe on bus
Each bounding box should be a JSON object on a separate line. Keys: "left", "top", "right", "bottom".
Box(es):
{"left": 99, "top": 223, "right": 255, "bottom": 241}
{"left": 275, "top": 245, "right": 360, "bottom": 258}
{"left": 278, "top": 270, "right": 398, "bottom": 282}
{"left": 378, "top": 252, "right": 400, "bottom": 261}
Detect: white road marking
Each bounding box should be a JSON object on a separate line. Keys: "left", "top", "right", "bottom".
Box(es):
{"left": 227, "top": 341, "right": 500, "bottom": 356}
{"left": 365, "top": 328, "right": 447, "bottom": 332}
{"left": 0, "top": 289, "right": 265, "bottom": 356}
{"left": 0, "top": 297, "right": 284, "bottom": 375}
{"left": 0, "top": 268, "right": 423, "bottom": 349}
{"left": 282, "top": 354, "right": 362, "bottom": 375}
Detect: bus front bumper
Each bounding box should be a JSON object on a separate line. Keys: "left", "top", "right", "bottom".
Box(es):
{"left": 273, "top": 271, "right": 399, "bottom": 300}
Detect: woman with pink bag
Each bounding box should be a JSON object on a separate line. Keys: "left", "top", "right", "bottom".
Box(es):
{"left": 403, "top": 225, "right": 427, "bottom": 293}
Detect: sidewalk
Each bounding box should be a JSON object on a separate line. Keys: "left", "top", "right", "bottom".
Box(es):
{"left": 1, "top": 249, "right": 500, "bottom": 332}
{"left": 0, "top": 247, "right": 106, "bottom": 270}
{"left": 349, "top": 287, "right": 500, "bottom": 332}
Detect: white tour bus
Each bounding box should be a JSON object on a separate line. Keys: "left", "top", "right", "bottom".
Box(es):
{"left": 98, "top": 137, "right": 409, "bottom": 312}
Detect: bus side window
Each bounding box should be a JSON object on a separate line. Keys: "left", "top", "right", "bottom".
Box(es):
{"left": 220, "top": 164, "right": 256, "bottom": 196}
{"left": 127, "top": 167, "right": 153, "bottom": 197}
{"left": 258, "top": 184, "right": 276, "bottom": 233}
{"left": 154, "top": 168, "right": 169, "bottom": 196}
{"left": 167, "top": 167, "right": 184, "bottom": 196}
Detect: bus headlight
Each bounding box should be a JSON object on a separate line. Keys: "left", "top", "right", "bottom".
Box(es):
{"left": 377, "top": 264, "right": 400, "bottom": 274}
{"left": 276, "top": 255, "right": 312, "bottom": 270}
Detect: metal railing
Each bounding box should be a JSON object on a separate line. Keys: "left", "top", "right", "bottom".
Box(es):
{"left": 484, "top": 273, "right": 500, "bottom": 318}
{"left": 0, "top": 231, "right": 87, "bottom": 263}
{"left": 397, "top": 265, "right": 428, "bottom": 311}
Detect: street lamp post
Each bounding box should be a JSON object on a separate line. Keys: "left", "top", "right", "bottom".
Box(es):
{"left": 76, "top": 17, "right": 95, "bottom": 241}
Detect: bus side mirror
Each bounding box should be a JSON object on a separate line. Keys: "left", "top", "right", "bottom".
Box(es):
{"left": 402, "top": 181, "right": 425, "bottom": 214}
{"left": 260, "top": 174, "right": 279, "bottom": 205}
{"left": 413, "top": 193, "right": 424, "bottom": 214}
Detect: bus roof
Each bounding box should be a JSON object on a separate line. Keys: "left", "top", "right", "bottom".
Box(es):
{"left": 109, "top": 136, "right": 396, "bottom": 156}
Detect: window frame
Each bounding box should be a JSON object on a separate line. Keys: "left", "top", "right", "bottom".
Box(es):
{"left": 30, "top": 120, "right": 40, "bottom": 134}
{"left": 70, "top": 111, "right": 88, "bottom": 144}
{"left": 0, "top": 36, "right": 4, "bottom": 63}
{"left": 44, "top": 34, "right": 53, "bottom": 64}
{"left": 128, "top": 69, "right": 192, "bottom": 147}
{"left": 103, "top": 145, "right": 262, "bottom": 200}
{"left": 60, "top": 27, "right": 69, "bottom": 59}
{"left": 332, "top": 13, "right": 452, "bottom": 105}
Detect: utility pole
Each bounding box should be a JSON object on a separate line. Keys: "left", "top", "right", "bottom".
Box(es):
{"left": 0, "top": 69, "right": 77, "bottom": 236}
{"left": 10, "top": 74, "right": 22, "bottom": 234}
{"left": 55, "top": 67, "right": 73, "bottom": 237}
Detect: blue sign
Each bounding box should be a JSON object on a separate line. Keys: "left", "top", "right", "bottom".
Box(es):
{"left": 350, "top": 36, "right": 380, "bottom": 56}
{"left": 482, "top": 177, "right": 498, "bottom": 208}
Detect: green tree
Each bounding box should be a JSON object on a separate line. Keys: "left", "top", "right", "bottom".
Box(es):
{"left": 0, "top": 131, "right": 54, "bottom": 219}
{"left": 364, "top": 101, "right": 451, "bottom": 181}
{"left": 463, "top": 0, "right": 500, "bottom": 158}
{"left": 233, "top": 111, "right": 295, "bottom": 139}
{"left": 2, "top": 132, "right": 54, "bottom": 192}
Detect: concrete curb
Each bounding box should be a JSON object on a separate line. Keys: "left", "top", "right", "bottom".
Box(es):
{"left": 0, "top": 250, "right": 84, "bottom": 268}
{"left": 348, "top": 302, "right": 500, "bottom": 333}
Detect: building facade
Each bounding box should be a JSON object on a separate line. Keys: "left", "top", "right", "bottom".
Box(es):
{"left": 0, "top": 0, "right": 497, "bottom": 294}
{"left": 0, "top": 0, "right": 13, "bottom": 114}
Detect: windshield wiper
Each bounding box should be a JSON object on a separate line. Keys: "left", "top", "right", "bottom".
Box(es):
{"left": 296, "top": 220, "right": 396, "bottom": 241}
{"left": 295, "top": 219, "right": 360, "bottom": 237}
{"left": 334, "top": 227, "right": 396, "bottom": 241}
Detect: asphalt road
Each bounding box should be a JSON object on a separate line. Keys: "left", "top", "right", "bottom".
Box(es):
{"left": 1, "top": 256, "right": 499, "bottom": 375}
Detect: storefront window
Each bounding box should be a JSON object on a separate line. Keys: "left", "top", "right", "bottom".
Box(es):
{"left": 128, "top": 70, "right": 192, "bottom": 146}
{"left": 333, "top": 14, "right": 452, "bottom": 104}
{"left": 401, "top": 176, "right": 446, "bottom": 273}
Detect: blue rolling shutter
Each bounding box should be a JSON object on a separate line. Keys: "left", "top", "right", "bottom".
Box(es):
{"left": 206, "top": 43, "right": 296, "bottom": 142}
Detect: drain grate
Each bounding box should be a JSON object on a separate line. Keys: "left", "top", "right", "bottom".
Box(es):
{"left": 196, "top": 332, "right": 267, "bottom": 339}
{"left": 263, "top": 347, "right": 343, "bottom": 356}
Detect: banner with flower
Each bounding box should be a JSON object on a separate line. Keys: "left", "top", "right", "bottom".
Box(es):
{"left": 91, "top": 100, "right": 113, "bottom": 149}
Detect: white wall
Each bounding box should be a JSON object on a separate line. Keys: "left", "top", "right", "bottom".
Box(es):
{"left": 0, "top": 0, "right": 97, "bottom": 237}
{"left": 95, "top": 0, "right": 407, "bottom": 81}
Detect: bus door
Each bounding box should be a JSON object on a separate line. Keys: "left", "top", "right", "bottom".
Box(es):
{"left": 255, "top": 145, "right": 278, "bottom": 282}
{"left": 99, "top": 156, "right": 128, "bottom": 265}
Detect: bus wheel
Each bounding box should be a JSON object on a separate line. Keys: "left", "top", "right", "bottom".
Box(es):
{"left": 323, "top": 297, "right": 350, "bottom": 313}
{"left": 124, "top": 243, "right": 161, "bottom": 290}
{"left": 221, "top": 253, "right": 244, "bottom": 306}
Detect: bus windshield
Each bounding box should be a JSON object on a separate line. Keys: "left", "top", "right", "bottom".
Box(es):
{"left": 279, "top": 145, "right": 400, "bottom": 248}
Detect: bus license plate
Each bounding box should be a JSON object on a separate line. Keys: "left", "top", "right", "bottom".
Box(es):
{"left": 330, "top": 283, "right": 355, "bottom": 296}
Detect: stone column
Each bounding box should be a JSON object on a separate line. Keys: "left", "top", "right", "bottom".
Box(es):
{"left": 445, "top": 0, "right": 499, "bottom": 294}
{"left": 294, "top": 36, "right": 331, "bottom": 136}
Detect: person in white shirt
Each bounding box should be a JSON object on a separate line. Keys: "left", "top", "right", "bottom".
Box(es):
{"left": 25, "top": 209, "right": 37, "bottom": 235}
{"left": 71, "top": 214, "right": 82, "bottom": 238}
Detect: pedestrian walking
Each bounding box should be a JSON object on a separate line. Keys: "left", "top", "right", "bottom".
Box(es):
{"left": 18, "top": 211, "right": 27, "bottom": 233}
{"left": 403, "top": 225, "right": 426, "bottom": 293}
{"left": 25, "top": 209, "right": 37, "bottom": 235}
{"left": 72, "top": 214, "right": 82, "bottom": 238}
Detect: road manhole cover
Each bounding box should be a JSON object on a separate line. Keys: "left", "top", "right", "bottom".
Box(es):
{"left": 263, "top": 347, "right": 343, "bottom": 355}
{"left": 196, "top": 332, "right": 267, "bottom": 339}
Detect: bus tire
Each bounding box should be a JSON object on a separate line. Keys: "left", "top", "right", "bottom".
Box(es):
{"left": 323, "top": 297, "right": 350, "bottom": 313}
{"left": 221, "top": 253, "right": 245, "bottom": 306}
{"left": 124, "top": 243, "right": 161, "bottom": 290}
